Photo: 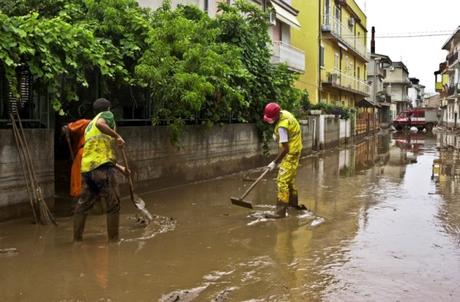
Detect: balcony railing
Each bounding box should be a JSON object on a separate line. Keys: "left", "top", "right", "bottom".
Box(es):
{"left": 322, "top": 14, "right": 368, "bottom": 60}
{"left": 271, "top": 41, "right": 305, "bottom": 72}
{"left": 447, "top": 83, "right": 460, "bottom": 97}
{"left": 323, "top": 68, "right": 370, "bottom": 96}
{"left": 447, "top": 51, "right": 459, "bottom": 67}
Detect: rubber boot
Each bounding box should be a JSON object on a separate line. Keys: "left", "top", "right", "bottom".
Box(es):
{"left": 107, "top": 212, "right": 119, "bottom": 242}
{"left": 73, "top": 213, "right": 87, "bottom": 242}
{"left": 289, "top": 193, "right": 307, "bottom": 211}
{"left": 288, "top": 192, "right": 299, "bottom": 208}
{"left": 265, "top": 200, "right": 288, "bottom": 219}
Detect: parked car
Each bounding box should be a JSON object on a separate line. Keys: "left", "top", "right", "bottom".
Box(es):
{"left": 393, "top": 108, "right": 439, "bottom": 131}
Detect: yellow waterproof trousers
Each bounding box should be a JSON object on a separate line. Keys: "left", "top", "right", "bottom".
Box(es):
{"left": 277, "top": 153, "right": 300, "bottom": 204}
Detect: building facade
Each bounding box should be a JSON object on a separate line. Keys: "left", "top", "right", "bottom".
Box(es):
{"left": 384, "top": 61, "right": 411, "bottom": 118}
{"left": 423, "top": 93, "right": 442, "bottom": 109}
{"left": 318, "top": 0, "right": 369, "bottom": 108}
{"left": 408, "top": 77, "right": 425, "bottom": 108}
{"left": 368, "top": 53, "right": 392, "bottom": 125}
{"left": 435, "top": 26, "right": 460, "bottom": 128}
{"left": 291, "top": 0, "right": 320, "bottom": 103}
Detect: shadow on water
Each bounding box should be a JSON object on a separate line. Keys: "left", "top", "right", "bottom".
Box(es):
{"left": 1, "top": 131, "right": 460, "bottom": 301}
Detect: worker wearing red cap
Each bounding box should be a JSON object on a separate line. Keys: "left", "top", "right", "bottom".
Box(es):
{"left": 263, "top": 102, "right": 304, "bottom": 218}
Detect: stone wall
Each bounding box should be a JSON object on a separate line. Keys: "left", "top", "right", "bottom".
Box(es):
{"left": 0, "top": 129, "right": 54, "bottom": 221}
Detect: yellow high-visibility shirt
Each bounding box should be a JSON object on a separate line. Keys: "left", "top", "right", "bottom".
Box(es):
{"left": 81, "top": 112, "right": 116, "bottom": 173}
{"left": 274, "top": 110, "right": 302, "bottom": 154}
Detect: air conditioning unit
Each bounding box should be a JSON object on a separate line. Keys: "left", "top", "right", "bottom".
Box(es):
{"left": 329, "top": 73, "right": 338, "bottom": 84}
{"left": 269, "top": 11, "right": 276, "bottom": 26}
{"left": 348, "top": 17, "right": 355, "bottom": 27}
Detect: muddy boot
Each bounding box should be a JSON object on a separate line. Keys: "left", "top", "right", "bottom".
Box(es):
{"left": 288, "top": 192, "right": 307, "bottom": 211}
{"left": 107, "top": 213, "right": 119, "bottom": 242}
{"left": 265, "top": 200, "right": 288, "bottom": 219}
{"left": 73, "top": 213, "right": 87, "bottom": 242}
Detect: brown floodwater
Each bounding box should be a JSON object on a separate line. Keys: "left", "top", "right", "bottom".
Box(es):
{"left": 1, "top": 132, "right": 460, "bottom": 301}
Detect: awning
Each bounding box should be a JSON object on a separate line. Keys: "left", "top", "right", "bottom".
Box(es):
{"left": 271, "top": 2, "right": 301, "bottom": 30}
{"left": 357, "top": 99, "right": 379, "bottom": 108}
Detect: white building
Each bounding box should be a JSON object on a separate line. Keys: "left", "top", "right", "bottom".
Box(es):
{"left": 408, "top": 77, "right": 425, "bottom": 108}
{"left": 138, "top": 0, "right": 305, "bottom": 72}
{"left": 384, "top": 61, "right": 411, "bottom": 117}
{"left": 368, "top": 53, "right": 392, "bottom": 124}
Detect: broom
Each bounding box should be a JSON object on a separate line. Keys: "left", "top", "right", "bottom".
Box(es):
{"left": 10, "top": 112, "right": 57, "bottom": 225}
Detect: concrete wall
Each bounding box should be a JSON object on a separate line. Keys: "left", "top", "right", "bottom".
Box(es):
{"left": 117, "top": 121, "right": 317, "bottom": 190}
{"left": 324, "top": 116, "right": 340, "bottom": 148}
{"left": 117, "top": 124, "right": 266, "bottom": 190}
{"left": 0, "top": 117, "right": 346, "bottom": 221}
{"left": 0, "top": 129, "right": 54, "bottom": 221}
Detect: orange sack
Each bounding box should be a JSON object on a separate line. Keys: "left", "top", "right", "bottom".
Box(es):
{"left": 67, "top": 119, "right": 90, "bottom": 197}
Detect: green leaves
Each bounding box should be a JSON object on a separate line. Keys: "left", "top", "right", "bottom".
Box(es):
{"left": 0, "top": 0, "right": 302, "bottom": 146}
{"left": 135, "top": 3, "right": 250, "bottom": 141}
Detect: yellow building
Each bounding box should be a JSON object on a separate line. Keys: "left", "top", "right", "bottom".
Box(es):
{"left": 292, "top": 0, "right": 369, "bottom": 107}
{"left": 291, "top": 0, "right": 320, "bottom": 103}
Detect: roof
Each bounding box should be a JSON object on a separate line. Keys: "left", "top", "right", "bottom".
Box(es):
{"left": 393, "top": 61, "right": 409, "bottom": 74}
{"left": 442, "top": 26, "right": 460, "bottom": 50}
{"left": 371, "top": 53, "right": 392, "bottom": 65}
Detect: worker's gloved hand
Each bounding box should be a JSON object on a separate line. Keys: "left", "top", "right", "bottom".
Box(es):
{"left": 267, "top": 161, "right": 277, "bottom": 171}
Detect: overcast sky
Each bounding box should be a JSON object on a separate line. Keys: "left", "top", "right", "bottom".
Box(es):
{"left": 355, "top": 0, "right": 460, "bottom": 94}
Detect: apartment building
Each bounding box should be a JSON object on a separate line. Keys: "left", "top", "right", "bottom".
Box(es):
{"left": 384, "top": 61, "right": 411, "bottom": 117}
{"left": 290, "top": 0, "right": 319, "bottom": 103}
{"left": 318, "top": 0, "right": 369, "bottom": 108}
{"left": 368, "top": 52, "right": 392, "bottom": 125}
{"left": 408, "top": 78, "right": 425, "bottom": 108}
{"left": 423, "top": 94, "right": 442, "bottom": 109}
{"left": 138, "top": 0, "right": 305, "bottom": 73}
{"left": 435, "top": 26, "right": 460, "bottom": 128}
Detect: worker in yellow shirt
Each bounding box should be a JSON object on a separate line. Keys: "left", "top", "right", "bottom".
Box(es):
{"left": 73, "top": 98, "right": 129, "bottom": 242}
{"left": 263, "top": 102, "right": 305, "bottom": 218}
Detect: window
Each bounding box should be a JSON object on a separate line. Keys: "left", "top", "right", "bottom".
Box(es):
{"left": 333, "top": 6, "right": 341, "bottom": 34}
{"left": 325, "top": 0, "right": 330, "bottom": 18}
{"left": 357, "top": 67, "right": 361, "bottom": 81}
{"left": 334, "top": 53, "right": 340, "bottom": 70}
{"left": 0, "top": 65, "right": 48, "bottom": 127}
{"left": 320, "top": 46, "right": 325, "bottom": 68}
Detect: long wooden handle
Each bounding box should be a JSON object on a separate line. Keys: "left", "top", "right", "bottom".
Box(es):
{"left": 121, "top": 148, "right": 135, "bottom": 202}
{"left": 64, "top": 129, "right": 75, "bottom": 160}
{"left": 239, "top": 168, "right": 270, "bottom": 200}
{"left": 10, "top": 113, "right": 38, "bottom": 223}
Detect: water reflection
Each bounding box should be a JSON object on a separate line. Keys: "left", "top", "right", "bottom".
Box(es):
{"left": 1, "top": 132, "right": 460, "bottom": 301}
{"left": 432, "top": 132, "right": 460, "bottom": 245}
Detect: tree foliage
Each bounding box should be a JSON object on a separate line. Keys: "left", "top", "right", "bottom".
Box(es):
{"left": 134, "top": 2, "right": 252, "bottom": 141}
{"left": 0, "top": 0, "right": 303, "bottom": 142}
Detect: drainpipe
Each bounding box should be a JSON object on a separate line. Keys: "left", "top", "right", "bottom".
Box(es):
{"left": 318, "top": 0, "right": 322, "bottom": 104}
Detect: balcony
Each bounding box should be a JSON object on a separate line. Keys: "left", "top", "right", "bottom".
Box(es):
{"left": 321, "top": 14, "right": 368, "bottom": 61}
{"left": 435, "top": 82, "right": 443, "bottom": 92}
{"left": 447, "top": 51, "right": 459, "bottom": 67}
{"left": 271, "top": 41, "right": 305, "bottom": 73}
{"left": 322, "top": 69, "right": 370, "bottom": 96}
{"left": 447, "top": 83, "right": 460, "bottom": 99}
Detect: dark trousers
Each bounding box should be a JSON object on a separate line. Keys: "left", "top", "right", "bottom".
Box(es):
{"left": 75, "top": 164, "right": 121, "bottom": 215}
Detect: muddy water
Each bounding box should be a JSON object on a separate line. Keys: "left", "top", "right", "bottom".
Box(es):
{"left": 1, "top": 132, "right": 460, "bottom": 301}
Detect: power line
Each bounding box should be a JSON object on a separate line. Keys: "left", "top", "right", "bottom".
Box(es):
{"left": 374, "top": 33, "right": 453, "bottom": 39}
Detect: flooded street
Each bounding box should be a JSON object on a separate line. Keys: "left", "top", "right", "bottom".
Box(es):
{"left": 1, "top": 132, "right": 460, "bottom": 301}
